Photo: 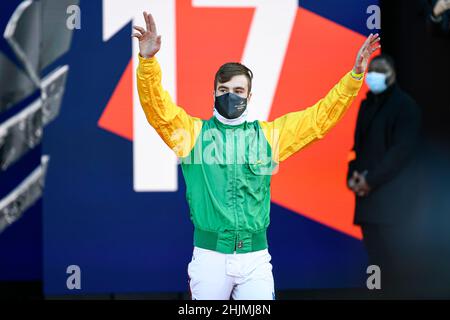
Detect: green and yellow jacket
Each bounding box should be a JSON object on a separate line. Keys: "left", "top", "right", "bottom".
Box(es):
{"left": 137, "top": 55, "right": 363, "bottom": 254}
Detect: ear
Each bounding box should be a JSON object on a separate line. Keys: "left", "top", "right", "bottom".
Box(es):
{"left": 247, "top": 92, "right": 252, "bottom": 104}
{"left": 387, "top": 71, "right": 396, "bottom": 86}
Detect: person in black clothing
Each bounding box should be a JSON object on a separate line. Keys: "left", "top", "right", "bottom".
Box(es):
{"left": 347, "top": 54, "right": 422, "bottom": 297}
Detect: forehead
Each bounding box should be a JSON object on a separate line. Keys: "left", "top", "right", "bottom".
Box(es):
{"left": 369, "top": 59, "right": 392, "bottom": 72}
{"left": 216, "top": 74, "right": 249, "bottom": 90}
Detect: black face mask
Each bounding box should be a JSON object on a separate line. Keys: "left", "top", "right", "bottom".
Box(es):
{"left": 214, "top": 93, "right": 248, "bottom": 119}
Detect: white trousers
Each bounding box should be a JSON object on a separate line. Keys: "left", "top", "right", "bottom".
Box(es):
{"left": 187, "top": 246, "right": 275, "bottom": 300}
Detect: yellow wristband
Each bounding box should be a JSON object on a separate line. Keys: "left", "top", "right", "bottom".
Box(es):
{"left": 351, "top": 70, "right": 364, "bottom": 80}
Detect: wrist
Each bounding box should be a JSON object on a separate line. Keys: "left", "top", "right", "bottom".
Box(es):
{"left": 139, "top": 52, "right": 155, "bottom": 59}
{"left": 351, "top": 69, "right": 365, "bottom": 80}
{"left": 430, "top": 10, "right": 443, "bottom": 22}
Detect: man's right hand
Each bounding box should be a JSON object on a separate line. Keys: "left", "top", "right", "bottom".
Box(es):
{"left": 132, "top": 11, "right": 161, "bottom": 59}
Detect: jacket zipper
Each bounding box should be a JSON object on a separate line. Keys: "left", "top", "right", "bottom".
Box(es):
{"left": 233, "top": 128, "right": 239, "bottom": 250}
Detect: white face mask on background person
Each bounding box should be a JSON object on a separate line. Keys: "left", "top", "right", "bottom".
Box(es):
{"left": 365, "top": 71, "right": 389, "bottom": 94}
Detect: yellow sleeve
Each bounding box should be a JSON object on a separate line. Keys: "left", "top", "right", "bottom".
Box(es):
{"left": 259, "top": 71, "right": 363, "bottom": 163}
{"left": 136, "top": 54, "right": 203, "bottom": 158}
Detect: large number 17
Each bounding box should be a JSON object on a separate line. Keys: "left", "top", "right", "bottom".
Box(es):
{"left": 103, "top": 0, "right": 297, "bottom": 192}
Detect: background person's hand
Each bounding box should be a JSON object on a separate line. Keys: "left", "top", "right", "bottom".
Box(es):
{"left": 347, "top": 171, "right": 359, "bottom": 191}
{"left": 433, "top": 0, "right": 450, "bottom": 17}
{"left": 132, "top": 12, "right": 161, "bottom": 59}
{"left": 353, "top": 33, "right": 381, "bottom": 75}
{"left": 353, "top": 172, "right": 371, "bottom": 197}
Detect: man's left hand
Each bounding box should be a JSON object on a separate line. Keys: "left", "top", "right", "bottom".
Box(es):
{"left": 353, "top": 33, "right": 381, "bottom": 75}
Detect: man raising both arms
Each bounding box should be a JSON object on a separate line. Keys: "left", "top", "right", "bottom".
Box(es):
{"left": 133, "top": 11, "right": 380, "bottom": 300}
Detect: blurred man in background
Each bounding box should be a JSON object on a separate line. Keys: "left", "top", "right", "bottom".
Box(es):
{"left": 347, "top": 54, "right": 422, "bottom": 297}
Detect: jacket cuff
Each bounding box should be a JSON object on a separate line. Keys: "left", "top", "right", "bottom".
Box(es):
{"left": 341, "top": 71, "right": 364, "bottom": 96}
{"left": 138, "top": 53, "right": 158, "bottom": 75}
{"left": 365, "top": 171, "right": 379, "bottom": 190}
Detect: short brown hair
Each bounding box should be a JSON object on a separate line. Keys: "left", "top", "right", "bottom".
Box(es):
{"left": 214, "top": 62, "right": 253, "bottom": 92}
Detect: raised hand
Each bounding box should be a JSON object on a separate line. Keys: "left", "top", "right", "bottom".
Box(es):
{"left": 132, "top": 11, "right": 161, "bottom": 59}
{"left": 353, "top": 33, "right": 381, "bottom": 75}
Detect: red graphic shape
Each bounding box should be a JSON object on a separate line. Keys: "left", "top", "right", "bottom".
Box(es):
{"left": 269, "top": 8, "right": 369, "bottom": 239}
{"left": 98, "top": 59, "right": 133, "bottom": 141}
{"left": 98, "top": 2, "right": 379, "bottom": 239}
